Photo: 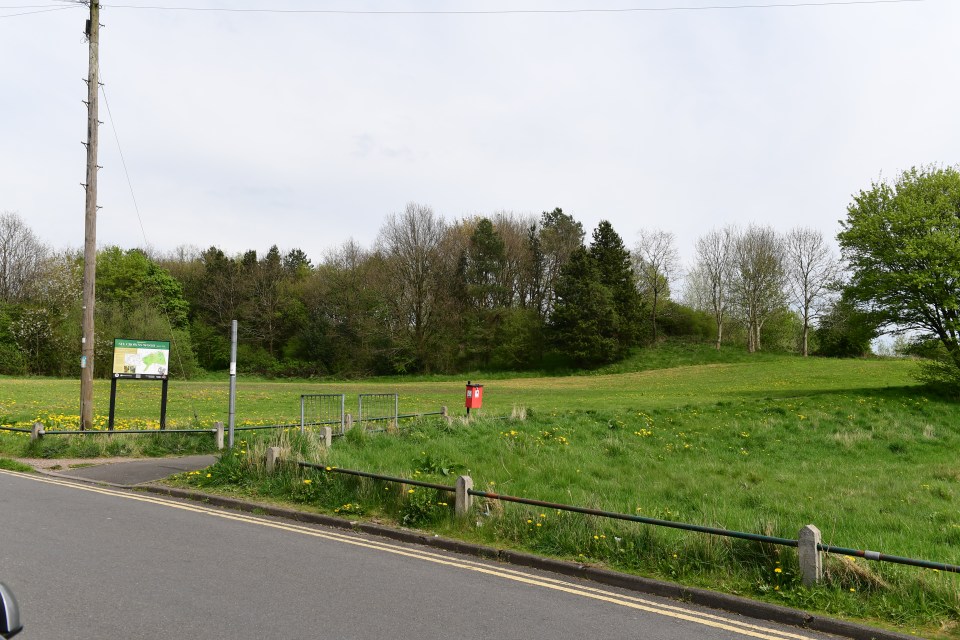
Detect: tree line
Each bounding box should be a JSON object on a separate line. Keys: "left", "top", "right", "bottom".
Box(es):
{"left": 2, "top": 202, "right": 872, "bottom": 379}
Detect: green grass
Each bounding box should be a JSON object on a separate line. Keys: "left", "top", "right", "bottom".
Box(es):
{"left": 0, "top": 457, "right": 33, "bottom": 472}
{"left": 3, "top": 343, "right": 957, "bottom": 636}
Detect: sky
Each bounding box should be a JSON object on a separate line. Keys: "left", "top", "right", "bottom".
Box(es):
{"left": 3, "top": 0, "right": 959, "bottom": 269}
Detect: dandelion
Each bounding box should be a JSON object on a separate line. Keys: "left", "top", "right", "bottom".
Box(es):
{"left": 205, "top": 473, "right": 212, "bottom": 478}
{"left": 303, "top": 479, "right": 312, "bottom": 485}
{"left": 325, "top": 466, "right": 332, "bottom": 471}
{"left": 774, "top": 567, "right": 782, "bottom": 573}
{"left": 536, "top": 523, "right": 542, "bottom": 527}
{"left": 593, "top": 535, "right": 599, "bottom": 540}
{"left": 408, "top": 488, "right": 415, "bottom": 494}
{"left": 527, "top": 519, "right": 533, "bottom": 524}
{"left": 849, "top": 588, "right": 856, "bottom": 592}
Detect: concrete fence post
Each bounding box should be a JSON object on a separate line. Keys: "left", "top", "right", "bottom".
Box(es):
{"left": 31, "top": 422, "right": 44, "bottom": 441}
{"left": 798, "top": 524, "right": 823, "bottom": 586}
{"left": 266, "top": 447, "right": 282, "bottom": 474}
{"left": 344, "top": 413, "right": 353, "bottom": 431}
{"left": 322, "top": 426, "right": 332, "bottom": 448}
{"left": 441, "top": 406, "right": 451, "bottom": 424}
{"left": 214, "top": 422, "right": 224, "bottom": 450}
{"left": 455, "top": 475, "right": 473, "bottom": 518}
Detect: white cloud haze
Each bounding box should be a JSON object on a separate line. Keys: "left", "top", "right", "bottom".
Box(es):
{"left": 3, "top": 0, "right": 958, "bottom": 266}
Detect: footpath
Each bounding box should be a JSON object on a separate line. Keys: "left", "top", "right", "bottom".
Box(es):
{"left": 19, "top": 454, "right": 216, "bottom": 485}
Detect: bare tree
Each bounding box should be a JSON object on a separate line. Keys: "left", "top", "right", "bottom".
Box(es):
{"left": 633, "top": 229, "right": 680, "bottom": 341}
{"left": 729, "top": 225, "right": 787, "bottom": 353}
{"left": 785, "top": 227, "right": 841, "bottom": 356}
{"left": 691, "top": 227, "right": 734, "bottom": 349}
{"left": 0, "top": 211, "right": 48, "bottom": 302}
{"left": 376, "top": 202, "right": 448, "bottom": 372}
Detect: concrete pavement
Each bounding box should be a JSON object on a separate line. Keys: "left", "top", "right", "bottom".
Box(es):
{"left": 38, "top": 454, "right": 216, "bottom": 485}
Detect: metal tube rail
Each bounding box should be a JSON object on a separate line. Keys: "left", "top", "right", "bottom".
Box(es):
{"left": 231, "top": 423, "right": 300, "bottom": 432}
{"left": 297, "top": 461, "right": 455, "bottom": 492}
{"left": 819, "top": 544, "right": 960, "bottom": 574}
{"left": 468, "top": 489, "right": 798, "bottom": 547}
{"left": 293, "top": 460, "right": 958, "bottom": 574}
{"left": 0, "top": 427, "right": 32, "bottom": 433}
{"left": 41, "top": 428, "right": 216, "bottom": 435}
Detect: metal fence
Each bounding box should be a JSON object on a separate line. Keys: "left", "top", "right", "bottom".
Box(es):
{"left": 295, "top": 460, "right": 960, "bottom": 577}
{"left": 300, "top": 394, "right": 345, "bottom": 434}
{"left": 358, "top": 393, "right": 399, "bottom": 427}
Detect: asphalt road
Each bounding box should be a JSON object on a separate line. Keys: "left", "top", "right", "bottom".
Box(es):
{"left": 0, "top": 470, "right": 843, "bottom": 640}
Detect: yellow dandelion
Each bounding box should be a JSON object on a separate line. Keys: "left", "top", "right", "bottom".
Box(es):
{"left": 303, "top": 479, "right": 312, "bottom": 484}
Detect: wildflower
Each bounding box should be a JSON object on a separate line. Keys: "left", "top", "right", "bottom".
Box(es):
{"left": 593, "top": 535, "right": 599, "bottom": 540}
{"left": 325, "top": 466, "right": 332, "bottom": 471}
{"left": 303, "top": 479, "right": 312, "bottom": 485}
{"left": 536, "top": 523, "right": 542, "bottom": 527}
{"left": 205, "top": 473, "right": 212, "bottom": 478}
{"left": 774, "top": 567, "right": 782, "bottom": 573}
{"left": 527, "top": 519, "right": 533, "bottom": 524}
{"left": 408, "top": 488, "right": 415, "bottom": 494}
{"left": 849, "top": 588, "right": 856, "bottom": 592}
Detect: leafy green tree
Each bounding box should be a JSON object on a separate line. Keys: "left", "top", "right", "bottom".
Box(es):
{"left": 814, "top": 294, "right": 878, "bottom": 358}
{"left": 550, "top": 248, "right": 618, "bottom": 366}
{"left": 589, "top": 220, "right": 643, "bottom": 350}
{"left": 838, "top": 165, "right": 960, "bottom": 379}
{"left": 96, "top": 247, "right": 189, "bottom": 328}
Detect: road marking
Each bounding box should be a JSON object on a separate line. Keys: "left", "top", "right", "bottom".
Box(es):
{"left": 1, "top": 470, "right": 818, "bottom": 640}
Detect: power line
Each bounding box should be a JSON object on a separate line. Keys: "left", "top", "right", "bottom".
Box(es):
{"left": 98, "top": 0, "right": 928, "bottom": 15}
{"left": 0, "top": 5, "right": 79, "bottom": 17}
{"left": 0, "top": 0, "right": 930, "bottom": 19}
{"left": 98, "top": 67, "right": 200, "bottom": 406}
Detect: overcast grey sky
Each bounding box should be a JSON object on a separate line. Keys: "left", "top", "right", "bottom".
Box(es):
{"left": 3, "top": 0, "right": 958, "bottom": 267}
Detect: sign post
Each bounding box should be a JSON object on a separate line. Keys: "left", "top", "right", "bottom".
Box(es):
{"left": 108, "top": 339, "right": 171, "bottom": 431}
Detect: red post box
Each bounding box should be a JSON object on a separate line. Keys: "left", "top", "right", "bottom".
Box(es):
{"left": 465, "top": 381, "right": 483, "bottom": 414}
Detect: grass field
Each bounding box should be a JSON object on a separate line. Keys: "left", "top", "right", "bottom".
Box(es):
{"left": 2, "top": 344, "right": 958, "bottom": 637}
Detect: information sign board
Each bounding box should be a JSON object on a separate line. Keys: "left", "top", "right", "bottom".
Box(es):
{"left": 112, "top": 339, "right": 170, "bottom": 379}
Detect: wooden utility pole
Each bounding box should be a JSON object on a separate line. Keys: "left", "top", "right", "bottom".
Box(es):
{"left": 80, "top": 0, "right": 100, "bottom": 431}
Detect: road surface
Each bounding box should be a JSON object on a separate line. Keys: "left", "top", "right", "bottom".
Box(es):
{"left": 0, "top": 469, "right": 842, "bottom": 640}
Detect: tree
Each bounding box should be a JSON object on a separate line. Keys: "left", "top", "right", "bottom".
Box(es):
{"left": 784, "top": 227, "right": 840, "bottom": 356}
{"left": 839, "top": 165, "right": 960, "bottom": 380}
{"left": 633, "top": 229, "right": 680, "bottom": 341}
{"left": 690, "top": 227, "right": 734, "bottom": 349}
{"left": 729, "top": 225, "right": 787, "bottom": 353}
{"left": 531, "top": 208, "right": 585, "bottom": 319}
{"left": 814, "top": 293, "right": 878, "bottom": 358}
{"left": 0, "top": 211, "right": 48, "bottom": 303}
{"left": 376, "top": 202, "right": 448, "bottom": 373}
{"left": 590, "top": 220, "right": 643, "bottom": 350}
{"left": 549, "top": 248, "right": 618, "bottom": 366}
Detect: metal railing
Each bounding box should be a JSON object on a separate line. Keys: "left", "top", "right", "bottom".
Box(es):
{"left": 294, "top": 460, "right": 960, "bottom": 575}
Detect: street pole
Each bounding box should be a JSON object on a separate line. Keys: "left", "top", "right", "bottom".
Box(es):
{"left": 228, "top": 320, "right": 237, "bottom": 448}
{"left": 80, "top": 0, "right": 100, "bottom": 431}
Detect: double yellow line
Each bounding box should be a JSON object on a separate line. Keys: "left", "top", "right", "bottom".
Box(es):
{"left": 0, "top": 469, "right": 817, "bottom": 640}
